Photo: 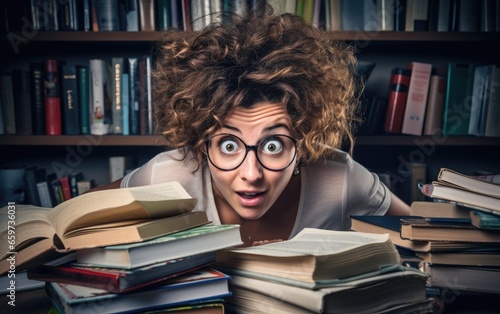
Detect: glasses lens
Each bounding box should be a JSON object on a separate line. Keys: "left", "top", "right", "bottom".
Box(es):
{"left": 207, "top": 134, "right": 296, "bottom": 171}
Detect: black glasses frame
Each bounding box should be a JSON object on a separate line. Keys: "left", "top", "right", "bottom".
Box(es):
{"left": 204, "top": 134, "right": 297, "bottom": 171}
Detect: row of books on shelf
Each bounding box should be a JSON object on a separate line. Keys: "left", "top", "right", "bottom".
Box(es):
{"left": 3, "top": 0, "right": 499, "bottom": 34}
{"left": 0, "top": 156, "right": 135, "bottom": 209}
{"left": 0, "top": 56, "right": 155, "bottom": 136}
{"left": 360, "top": 61, "right": 500, "bottom": 137}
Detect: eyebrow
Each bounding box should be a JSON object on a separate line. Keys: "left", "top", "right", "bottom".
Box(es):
{"left": 221, "top": 123, "right": 292, "bottom": 134}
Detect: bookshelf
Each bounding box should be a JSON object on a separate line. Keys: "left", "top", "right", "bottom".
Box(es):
{"left": 1, "top": 8, "right": 500, "bottom": 190}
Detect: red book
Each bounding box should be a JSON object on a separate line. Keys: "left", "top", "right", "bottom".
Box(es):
{"left": 44, "top": 59, "right": 62, "bottom": 135}
{"left": 59, "top": 176, "right": 72, "bottom": 201}
{"left": 384, "top": 68, "right": 411, "bottom": 134}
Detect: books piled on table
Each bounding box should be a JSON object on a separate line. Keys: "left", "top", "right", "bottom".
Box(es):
{"left": 215, "top": 228, "right": 435, "bottom": 313}
{"left": 0, "top": 181, "right": 243, "bottom": 313}
{"left": 350, "top": 168, "right": 500, "bottom": 310}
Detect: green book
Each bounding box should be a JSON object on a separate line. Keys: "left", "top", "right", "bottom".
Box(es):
{"left": 77, "top": 65, "right": 90, "bottom": 134}
{"left": 442, "top": 63, "right": 474, "bottom": 136}
{"left": 471, "top": 210, "right": 500, "bottom": 230}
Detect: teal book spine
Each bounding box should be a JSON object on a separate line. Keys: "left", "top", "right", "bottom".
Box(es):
{"left": 77, "top": 65, "right": 90, "bottom": 134}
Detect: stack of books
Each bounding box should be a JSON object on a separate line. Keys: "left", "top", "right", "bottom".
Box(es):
{"left": 214, "top": 228, "right": 435, "bottom": 313}
{"left": 351, "top": 167, "right": 500, "bottom": 309}
{"left": 0, "top": 181, "right": 243, "bottom": 313}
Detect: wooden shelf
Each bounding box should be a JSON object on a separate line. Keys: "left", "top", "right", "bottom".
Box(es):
{"left": 3, "top": 31, "right": 499, "bottom": 43}
{"left": 1, "top": 135, "right": 498, "bottom": 147}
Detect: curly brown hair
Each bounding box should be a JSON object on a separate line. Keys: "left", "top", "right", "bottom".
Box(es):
{"left": 152, "top": 7, "right": 361, "bottom": 170}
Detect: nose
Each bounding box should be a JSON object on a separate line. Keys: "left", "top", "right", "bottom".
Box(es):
{"left": 238, "top": 149, "right": 263, "bottom": 182}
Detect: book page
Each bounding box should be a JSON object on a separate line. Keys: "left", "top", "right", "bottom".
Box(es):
{"left": 47, "top": 181, "right": 197, "bottom": 236}
{"left": 227, "top": 228, "right": 390, "bottom": 257}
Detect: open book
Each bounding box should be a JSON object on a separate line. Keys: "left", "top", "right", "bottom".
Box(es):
{"left": 215, "top": 228, "right": 401, "bottom": 285}
{"left": 0, "top": 181, "right": 207, "bottom": 275}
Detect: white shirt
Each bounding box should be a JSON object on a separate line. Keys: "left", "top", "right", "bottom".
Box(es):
{"left": 121, "top": 148, "right": 390, "bottom": 238}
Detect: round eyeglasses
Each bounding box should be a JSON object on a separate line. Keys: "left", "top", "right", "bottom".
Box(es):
{"left": 205, "top": 134, "right": 297, "bottom": 171}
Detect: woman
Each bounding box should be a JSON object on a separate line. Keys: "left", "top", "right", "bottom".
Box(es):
{"left": 106, "top": 7, "right": 409, "bottom": 246}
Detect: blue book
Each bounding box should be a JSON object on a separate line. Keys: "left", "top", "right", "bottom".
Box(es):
{"left": 121, "top": 73, "right": 130, "bottom": 135}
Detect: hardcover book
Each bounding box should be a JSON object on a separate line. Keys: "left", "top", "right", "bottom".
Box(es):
{"left": 0, "top": 181, "right": 201, "bottom": 275}
{"left": 401, "top": 62, "right": 432, "bottom": 136}
{"left": 12, "top": 69, "right": 32, "bottom": 135}
{"left": 484, "top": 66, "right": 500, "bottom": 137}
{"left": 75, "top": 224, "right": 243, "bottom": 269}
{"left": 468, "top": 64, "right": 494, "bottom": 136}
{"left": 384, "top": 67, "right": 411, "bottom": 134}
{"left": 44, "top": 59, "right": 62, "bottom": 135}
{"left": 423, "top": 72, "right": 446, "bottom": 135}
{"left": 45, "top": 268, "right": 231, "bottom": 314}
{"left": 77, "top": 65, "right": 90, "bottom": 134}
{"left": 30, "top": 62, "right": 46, "bottom": 134}
{"left": 27, "top": 252, "right": 216, "bottom": 293}
{"left": 61, "top": 65, "right": 81, "bottom": 135}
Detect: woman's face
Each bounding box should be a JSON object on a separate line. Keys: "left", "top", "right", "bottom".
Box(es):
{"left": 208, "top": 102, "right": 297, "bottom": 220}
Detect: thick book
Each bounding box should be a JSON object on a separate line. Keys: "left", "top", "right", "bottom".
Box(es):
{"left": 139, "top": 0, "right": 156, "bottom": 31}
{"left": 416, "top": 250, "right": 500, "bottom": 267}
{"left": 0, "top": 181, "right": 201, "bottom": 274}
{"left": 30, "top": 62, "right": 46, "bottom": 134}
{"left": 226, "top": 268, "right": 431, "bottom": 314}
{"left": 423, "top": 73, "right": 446, "bottom": 135}
{"left": 45, "top": 268, "right": 231, "bottom": 314}
{"left": 442, "top": 63, "right": 474, "bottom": 136}
{"left": 44, "top": 59, "right": 62, "bottom": 135}
{"left": 12, "top": 69, "right": 33, "bottom": 135}
{"left": 215, "top": 228, "right": 401, "bottom": 284}
{"left": 349, "top": 215, "right": 486, "bottom": 253}
{"left": 76, "top": 224, "right": 242, "bottom": 269}
{"left": 437, "top": 167, "right": 500, "bottom": 199}
{"left": 77, "top": 65, "right": 90, "bottom": 134}
{"left": 468, "top": 64, "right": 495, "bottom": 136}
{"left": 384, "top": 67, "right": 411, "bottom": 134}
{"left": 401, "top": 62, "right": 432, "bottom": 136}
{"left": 27, "top": 252, "right": 216, "bottom": 293}
{"left": 61, "top": 65, "right": 81, "bottom": 135}
{"left": 410, "top": 201, "right": 472, "bottom": 220}
{"left": 484, "top": 66, "right": 500, "bottom": 137}
{"left": 400, "top": 217, "right": 500, "bottom": 243}
{"left": 471, "top": 210, "right": 500, "bottom": 230}
{"left": 420, "top": 263, "right": 500, "bottom": 294}
{"left": 95, "top": 0, "right": 120, "bottom": 31}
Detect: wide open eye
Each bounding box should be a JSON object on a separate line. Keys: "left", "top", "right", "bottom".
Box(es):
{"left": 260, "top": 137, "right": 284, "bottom": 155}
{"left": 218, "top": 137, "right": 242, "bottom": 155}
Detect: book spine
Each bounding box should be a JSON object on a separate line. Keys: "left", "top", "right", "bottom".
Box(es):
{"left": 111, "top": 57, "right": 124, "bottom": 134}
{"left": 89, "top": 59, "right": 109, "bottom": 135}
{"left": 44, "top": 59, "right": 62, "bottom": 135}
{"left": 128, "top": 58, "right": 140, "bottom": 135}
{"left": 0, "top": 73, "right": 16, "bottom": 134}
{"left": 95, "top": 0, "right": 120, "bottom": 31}
{"left": 401, "top": 62, "right": 432, "bottom": 136}
{"left": 437, "top": 0, "right": 451, "bottom": 31}
{"left": 59, "top": 176, "right": 72, "bottom": 201}
{"left": 157, "top": 0, "right": 172, "bottom": 30}
{"left": 36, "top": 181, "right": 54, "bottom": 208}
{"left": 77, "top": 65, "right": 90, "bottom": 134}
{"left": 30, "top": 62, "right": 46, "bottom": 134}
{"left": 121, "top": 73, "right": 130, "bottom": 135}
{"left": 61, "top": 65, "right": 81, "bottom": 135}
{"left": 484, "top": 67, "right": 500, "bottom": 137}
{"left": 13, "top": 69, "right": 33, "bottom": 135}
{"left": 423, "top": 74, "right": 446, "bottom": 135}
{"left": 23, "top": 168, "right": 42, "bottom": 207}
{"left": 384, "top": 68, "right": 411, "bottom": 134}
{"left": 139, "top": 0, "right": 156, "bottom": 31}
{"left": 139, "top": 57, "right": 147, "bottom": 135}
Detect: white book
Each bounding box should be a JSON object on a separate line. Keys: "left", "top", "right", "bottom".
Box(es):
{"left": 109, "top": 156, "right": 135, "bottom": 182}
{"left": 89, "top": 59, "right": 110, "bottom": 135}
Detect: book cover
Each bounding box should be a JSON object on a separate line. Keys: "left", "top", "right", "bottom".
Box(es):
{"left": 0, "top": 73, "right": 16, "bottom": 134}
{"left": 77, "top": 65, "right": 90, "bottom": 134}
{"left": 109, "top": 155, "right": 135, "bottom": 182}
{"left": 111, "top": 57, "right": 124, "bottom": 134}
{"left": 27, "top": 252, "right": 216, "bottom": 293}
{"left": 401, "top": 62, "right": 432, "bottom": 136}
{"left": 442, "top": 63, "right": 475, "bottom": 136}
{"left": 468, "top": 64, "right": 495, "bottom": 136}
{"left": 400, "top": 217, "right": 500, "bottom": 243}
{"left": 12, "top": 69, "right": 32, "bottom": 135}
{"left": 484, "top": 66, "right": 500, "bottom": 137}
{"left": 59, "top": 0, "right": 79, "bottom": 30}
{"left": 45, "top": 268, "right": 231, "bottom": 314}
{"left": 68, "top": 172, "right": 83, "bottom": 198}
{"left": 61, "top": 65, "right": 81, "bottom": 135}
{"left": 95, "top": 0, "right": 120, "bottom": 31}
{"left": 471, "top": 210, "right": 500, "bottom": 230}
{"left": 436, "top": 0, "right": 451, "bottom": 31}
{"left": 139, "top": 0, "right": 156, "bottom": 31}
{"left": 423, "top": 73, "right": 446, "bottom": 135}
{"left": 157, "top": 0, "right": 173, "bottom": 30}
{"left": 76, "top": 224, "right": 242, "bottom": 269}
{"left": 44, "top": 59, "right": 62, "bottom": 135}
{"left": 384, "top": 67, "right": 411, "bottom": 134}
{"left": 30, "top": 62, "right": 46, "bottom": 134}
